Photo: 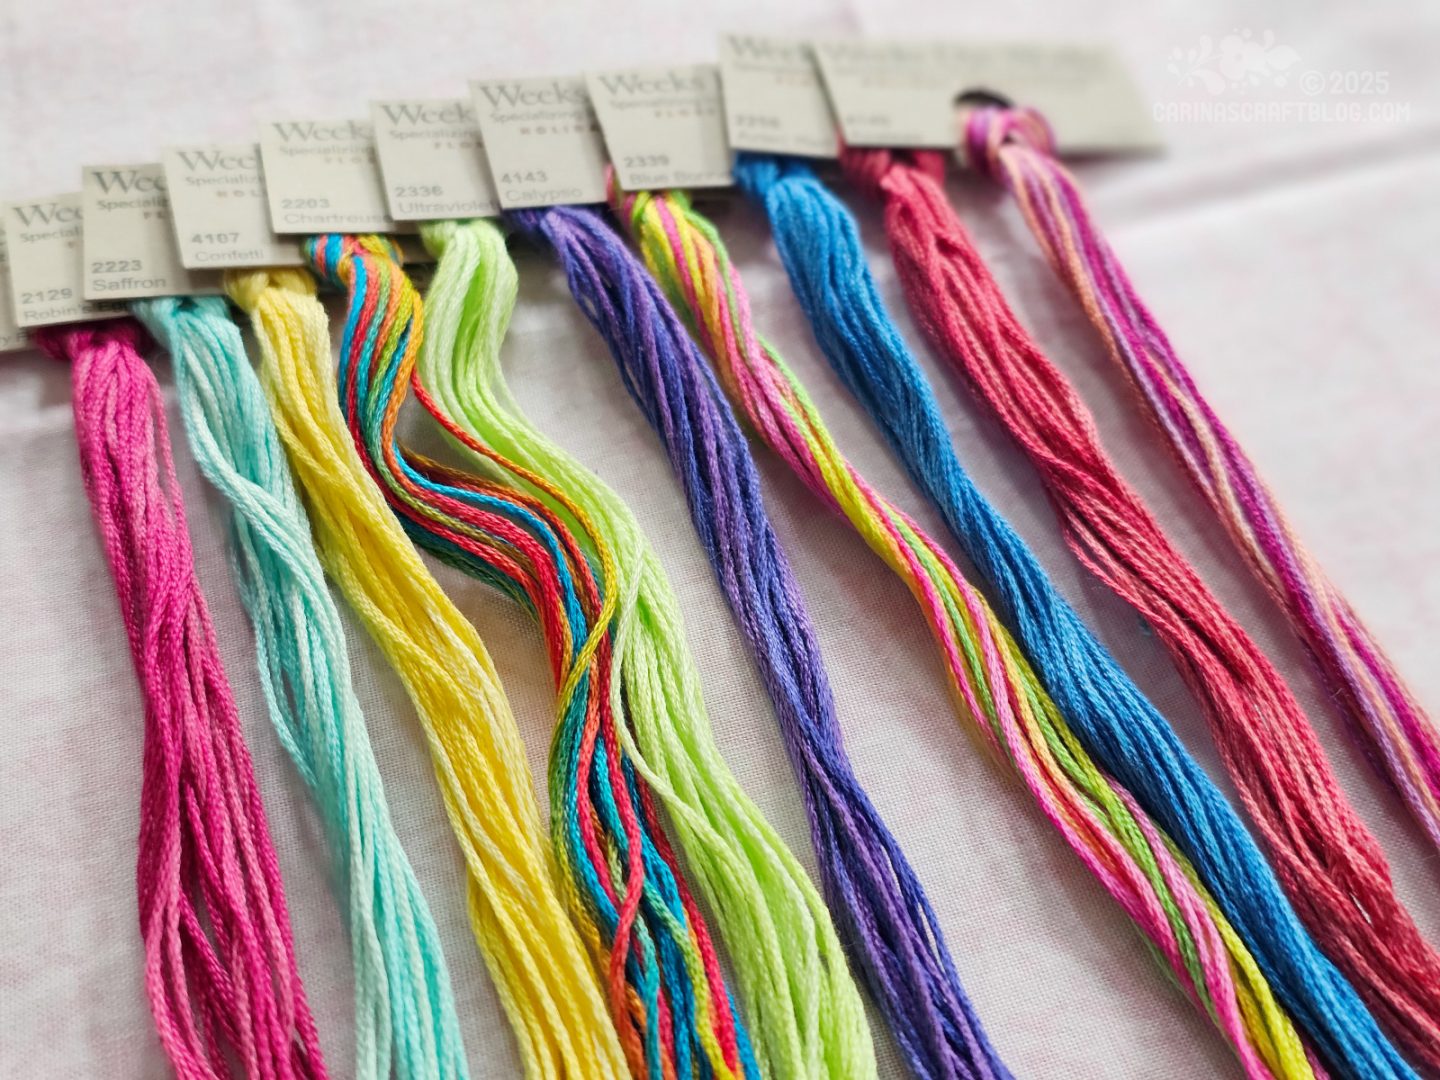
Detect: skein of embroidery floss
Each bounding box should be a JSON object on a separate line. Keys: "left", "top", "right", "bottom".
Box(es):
{"left": 223, "top": 264, "right": 630, "bottom": 1079}
{"left": 418, "top": 216, "right": 876, "bottom": 1080}
{"left": 959, "top": 106, "right": 1440, "bottom": 858}
{"left": 301, "top": 231, "right": 757, "bottom": 1080}
{"left": 615, "top": 182, "right": 1328, "bottom": 1080}
{"left": 132, "top": 295, "right": 470, "bottom": 1080}
{"left": 508, "top": 202, "right": 1007, "bottom": 1080}
{"left": 34, "top": 320, "right": 328, "bottom": 1080}
{"left": 733, "top": 152, "right": 1418, "bottom": 1080}
{"left": 832, "top": 142, "right": 1440, "bottom": 1077}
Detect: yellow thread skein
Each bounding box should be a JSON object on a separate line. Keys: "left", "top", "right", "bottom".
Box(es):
{"left": 225, "top": 267, "right": 629, "bottom": 1080}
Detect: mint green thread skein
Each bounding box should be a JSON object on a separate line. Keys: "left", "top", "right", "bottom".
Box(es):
{"left": 416, "top": 218, "right": 875, "bottom": 1080}
{"left": 134, "top": 295, "right": 470, "bottom": 1080}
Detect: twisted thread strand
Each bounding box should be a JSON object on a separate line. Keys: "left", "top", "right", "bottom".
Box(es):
{"left": 305, "top": 231, "right": 756, "bottom": 1080}
{"left": 962, "top": 110, "right": 1440, "bottom": 851}
{"left": 617, "top": 183, "right": 1330, "bottom": 1080}
{"left": 224, "top": 264, "right": 629, "bottom": 1079}
{"left": 423, "top": 216, "right": 864, "bottom": 1079}
{"left": 134, "top": 295, "right": 471, "bottom": 1080}
{"left": 836, "top": 142, "right": 1440, "bottom": 1078}
{"left": 580, "top": 182, "right": 1018, "bottom": 1079}
{"left": 514, "top": 200, "right": 972, "bottom": 1079}
{"left": 962, "top": 101, "right": 1440, "bottom": 993}
{"left": 37, "top": 320, "right": 328, "bottom": 1080}
{"left": 735, "top": 152, "right": 1417, "bottom": 1080}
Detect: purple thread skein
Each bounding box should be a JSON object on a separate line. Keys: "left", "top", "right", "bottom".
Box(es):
{"left": 509, "top": 204, "right": 1012, "bottom": 1080}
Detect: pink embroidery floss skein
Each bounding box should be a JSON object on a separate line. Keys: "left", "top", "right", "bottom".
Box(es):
{"left": 961, "top": 105, "right": 1440, "bottom": 855}
{"left": 36, "top": 321, "right": 328, "bottom": 1080}
{"left": 838, "top": 144, "right": 1440, "bottom": 1076}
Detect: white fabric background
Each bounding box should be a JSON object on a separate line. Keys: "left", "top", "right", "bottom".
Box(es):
{"left": 2, "top": 2, "right": 1437, "bottom": 1076}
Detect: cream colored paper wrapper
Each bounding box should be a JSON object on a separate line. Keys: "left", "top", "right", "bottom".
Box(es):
{"left": 814, "top": 39, "right": 1162, "bottom": 153}
{"left": 719, "top": 34, "right": 838, "bottom": 158}
{"left": 587, "top": 64, "right": 733, "bottom": 190}
{"left": 163, "top": 144, "right": 304, "bottom": 270}
{"left": 4, "top": 195, "right": 126, "bottom": 329}
{"left": 0, "top": 233, "right": 29, "bottom": 351}
{"left": 471, "top": 76, "right": 609, "bottom": 208}
{"left": 371, "top": 99, "right": 500, "bottom": 222}
{"left": 258, "top": 118, "right": 415, "bottom": 234}
{"left": 80, "top": 163, "right": 222, "bottom": 300}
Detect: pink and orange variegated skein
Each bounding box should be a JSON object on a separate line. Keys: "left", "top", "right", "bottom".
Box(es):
{"left": 961, "top": 104, "right": 1440, "bottom": 858}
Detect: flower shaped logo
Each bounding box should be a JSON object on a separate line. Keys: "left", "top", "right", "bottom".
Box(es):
{"left": 1168, "top": 30, "right": 1300, "bottom": 94}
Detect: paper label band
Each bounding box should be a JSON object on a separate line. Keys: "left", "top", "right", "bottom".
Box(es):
{"left": 258, "top": 118, "right": 413, "bottom": 234}
{"left": 371, "top": 99, "right": 501, "bottom": 221}
{"left": 471, "top": 77, "right": 609, "bottom": 209}
{"left": 0, "top": 233, "right": 29, "bottom": 352}
{"left": 163, "top": 144, "right": 304, "bottom": 269}
{"left": 813, "top": 40, "right": 1161, "bottom": 153}
{"left": 4, "top": 195, "right": 127, "bottom": 328}
{"left": 587, "top": 65, "right": 733, "bottom": 191}
{"left": 80, "top": 164, "right": 222, "bottom": 300}
{"left": 719, "top": 35, "right": 839, "bottom": 158}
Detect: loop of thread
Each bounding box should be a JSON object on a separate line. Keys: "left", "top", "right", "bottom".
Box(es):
{"left": 958, "top": 107, "right": 1056, "bottom": 181}
{"left": 322, "top": 228, "right": 759, "bottom": 1080}
{"left": 133, "top": 295, "right": 471, "bottom": 1080}
{"left": 838, "top": 147, "right": 946, "bottom": 200}
{"left": 38, "top": 319, "right": 328, "bottom": 1080}
{"left": 619, "top": 183, "right": 1331, "bottom": 1080}
{"left": 736, "top": 152, "right": 1419, "bottom": 1080}
{"left": 303, "top": 235, "right": 404, "bottom": 290}
{"left": 964, "top": 106, "right": 1440, "bottom": 1073}
{"left": 35, "top": 318, "right": 149, "bottom": 360}
{"left": 223, "top": 262, "right": 631, "bottom": 1079}
{"left": 504, "top": 206, "right": 880, "bottom": 1080}
{"left": 226, "top": 268, "right": 316, "bottom": 313}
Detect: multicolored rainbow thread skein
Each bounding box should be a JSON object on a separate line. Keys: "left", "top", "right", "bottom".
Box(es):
{"left": 733, "top": 152, "right": 1418, "bottom": 1080}
{"left": 224, "top": 265, "right": 630, "bottom": 1079}
{"left": 134, "top": 295, "right": 471, "bottom": 1080}
{"left": 414, "top": 216, "right": 876, "bottom": 1080}
{"left": 508, "top": 202, "right": 1008, "bottom": 1080}
{"left": 833, "top": 142, "right": 1440, "bottom": 1076}
{"left": 301, "top": 231, "right": 757, "bottom": 1080}
{"left": 961, "top": 104, "right": 1440, "bottom": 882}
{"left": 615, "top": 182, "right": 1329, "bottom": 1080}
{"left": 36, "top": 320, "right": 328, "bottom": 1080}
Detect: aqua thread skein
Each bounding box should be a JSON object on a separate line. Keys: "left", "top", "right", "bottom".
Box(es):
{"left": 36, "top": 319, "right": 329, "bottom": 1080}
{"left": 134, "top": 295, "right": 471, "bottom": 1080}
{"left": 225, "top": 264, "right": 632, "bottom": 1079}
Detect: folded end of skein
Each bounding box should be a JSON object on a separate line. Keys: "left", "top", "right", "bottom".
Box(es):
{"left": 224, "top": 268, "right": 317, "bottom": 312}
{"left": 838, "top": 146, "right": 948, "bottom": 199}
{"left": 301, "top": 235, "right": 404, "bottom": 292}
{"left": 959, "top": 106, "right": 1057, "bottom": 179}
{"left": 32, "top": 318, "right": 148, "bottom": 364}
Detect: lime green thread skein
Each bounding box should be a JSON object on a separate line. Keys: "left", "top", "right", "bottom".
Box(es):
{"left": 418, "top": 218, "right": 876, "bottom": 1080}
